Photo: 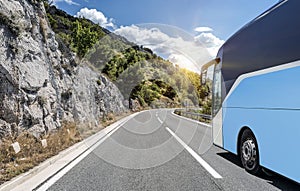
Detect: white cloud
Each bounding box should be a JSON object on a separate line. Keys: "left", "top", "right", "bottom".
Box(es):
{"left": 52, "top": 0, "right": 79, "bottom": 6}
{"left": 75, "top": 8, "right": 115, "bottom": 29}
{"left": 194, "top": 27, "right": 213, "bottom": 33}
{"left": 115, "top": 25, "right": 170, "bottom": 45}
{"left": 114, "top": 25, "right": 218, "bottom": 73}
{"left": 194, "top": 32, "right": 224, "bottom": 57}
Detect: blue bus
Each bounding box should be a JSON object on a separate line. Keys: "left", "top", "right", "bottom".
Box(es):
{"left": 201, "top": 0, "right": 300, "bottom": 183}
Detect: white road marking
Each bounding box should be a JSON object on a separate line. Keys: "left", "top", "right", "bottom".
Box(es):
{"left": 36, "top": 120, "right": 126, "bottom": 191}
{"left": 156, "top": 111, "right": 163, "bottom": 124}
{"left": 157, "top": 117, "right": 163, "bottom": 124}
{"left": 166, "top": 127, "right": 222, "bottom": 179}
{"left": 155, "top": 111, "right": 164, "bottom": 123}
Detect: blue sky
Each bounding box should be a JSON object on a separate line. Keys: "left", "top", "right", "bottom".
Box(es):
{"left": 52, "top": 0, "right": 279, "bottom": 71}
{"left": 53, "top": 0, "right": 278, "bottom": 40}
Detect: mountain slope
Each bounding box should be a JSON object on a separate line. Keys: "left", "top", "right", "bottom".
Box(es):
{"left": 44, "top": 3, "right": 207, "bottom": 109}
{"left": 0, "top": 0, "right": 127, "bottom": 138}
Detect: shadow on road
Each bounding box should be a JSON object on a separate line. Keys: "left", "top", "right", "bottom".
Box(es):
{"left": 217, "top": 152, "right": 243, "bottom": 168}
{"left": 217, "top": 152, "right": 300, "bottom": 191}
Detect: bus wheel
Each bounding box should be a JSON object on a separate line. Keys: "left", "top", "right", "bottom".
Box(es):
{"left": 240, "top": 129, "right": 261, "bottom": 174}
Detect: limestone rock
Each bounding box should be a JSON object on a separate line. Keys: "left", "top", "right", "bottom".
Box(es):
{"left": 0, "top": 0, "right": 128, "bottom": 138}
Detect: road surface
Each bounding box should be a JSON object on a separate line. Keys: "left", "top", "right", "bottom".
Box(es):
{"left": 36, "top": 109, "right": 299, "bottom": 191}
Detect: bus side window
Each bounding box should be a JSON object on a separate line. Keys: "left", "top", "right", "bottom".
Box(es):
{"left": 213, "top": 64, "right": 222, "bottom": 116}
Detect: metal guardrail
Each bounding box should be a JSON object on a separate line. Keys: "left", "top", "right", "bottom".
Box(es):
{"left": 174, "top": 109, "right": 212, "bottom": 122}
{"left": 183, "top": 112, "right": 212, "bottom": 120}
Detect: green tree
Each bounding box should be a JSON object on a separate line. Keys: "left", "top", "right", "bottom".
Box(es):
{"left": 71, "top": 21, "right": 99, "bottom": 58}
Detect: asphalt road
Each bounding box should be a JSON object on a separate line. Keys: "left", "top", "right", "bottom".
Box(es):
{"left": 41, "top": 109, "right": 299, "bottom": 191}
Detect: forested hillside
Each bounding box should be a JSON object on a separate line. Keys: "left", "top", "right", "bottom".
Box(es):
{"left": 44, "top": 2, "right": 211, "bottom": 112}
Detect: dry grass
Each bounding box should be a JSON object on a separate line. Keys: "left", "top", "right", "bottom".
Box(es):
{"left": 0, "top": 111, "right": 132, "bottom": 185}
{"left": 0, "top": 122, "right": 82, "bottom": 184}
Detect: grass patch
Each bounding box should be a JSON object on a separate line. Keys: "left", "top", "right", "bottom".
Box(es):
{"left": 0, "top": 111, "right": 131, "bottom": 185}
{"left": 0, "top": 122, "right": 81, "bottom": 184}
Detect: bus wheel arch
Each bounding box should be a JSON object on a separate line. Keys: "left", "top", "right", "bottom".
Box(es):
{"left": 237, "top": 127, "right": 262, "bottom": 175}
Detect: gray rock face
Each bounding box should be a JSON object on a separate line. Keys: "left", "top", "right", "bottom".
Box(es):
{"left": 0, "top": 0, "right": 127, "bottom": 138}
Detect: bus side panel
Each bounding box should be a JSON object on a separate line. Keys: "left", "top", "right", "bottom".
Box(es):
{"left": 222, "top": 63, "right": 300, "bottom": 183}
{"left": 223, "top": 108, "right": 300, "bottom": 183}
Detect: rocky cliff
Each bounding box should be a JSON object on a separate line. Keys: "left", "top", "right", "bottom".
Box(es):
{"left": 0, "top": 0, "right": 127, "bottom": 138}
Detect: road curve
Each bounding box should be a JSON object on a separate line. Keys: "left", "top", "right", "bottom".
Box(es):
{"left": 40, "top": 109, "right": 299, "bottom": 191}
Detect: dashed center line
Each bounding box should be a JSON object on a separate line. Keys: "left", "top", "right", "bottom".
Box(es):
{"left": 166, "top": 127, "right": 222, "bottom": 179}
{"left": 157, "top": 117, "right": 163, "bottom": 124}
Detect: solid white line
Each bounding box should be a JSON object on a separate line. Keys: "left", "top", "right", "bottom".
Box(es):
{"left": 36, "top": 120, "right": 126, "bottom": 191}
{"left": 166, "top": 127, "right": 222, "bottom": 179}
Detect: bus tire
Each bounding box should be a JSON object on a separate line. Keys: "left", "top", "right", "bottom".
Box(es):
{"left": 239, "top": 129, "right": 261, "bottom": 174}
